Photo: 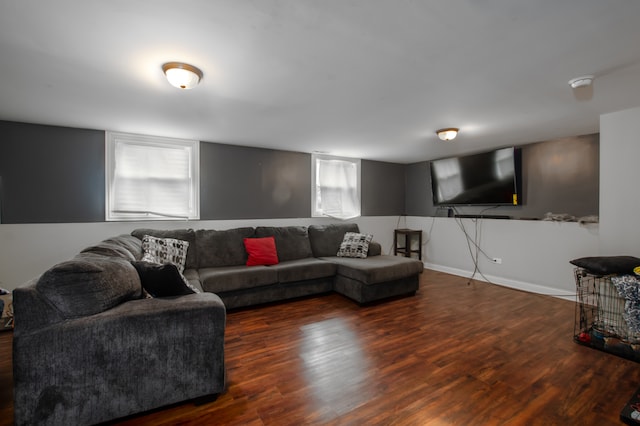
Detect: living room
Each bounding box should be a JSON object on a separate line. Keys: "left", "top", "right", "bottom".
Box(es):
{"left": 1, "top": 1, "right": 640, "bottom": 425}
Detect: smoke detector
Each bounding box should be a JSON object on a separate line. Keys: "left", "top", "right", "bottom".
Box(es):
{"left": 568, "top": 75, "right": 594, "bottom": 89}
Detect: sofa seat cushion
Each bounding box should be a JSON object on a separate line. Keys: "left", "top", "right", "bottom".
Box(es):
{"left": 268, "top": 258, "right": 337, "bottom": 283}
{"left": 199, "top": 265, "right": 278, "bottom": 293}
{"left": 254, "top": 226, "right": 313, "bottom": 262}
{"left": 36, "top": 256, "right": 142, "bottom": 319}
{"left": 322, "top": 255, "right": 423, "bottom": 285}
{"left": 196, "top": 227, "right": 255, "bottom": 268}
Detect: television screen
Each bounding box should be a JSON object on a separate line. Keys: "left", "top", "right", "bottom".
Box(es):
{"left": 430, "top": 147, "right": 520, "bottom": 206}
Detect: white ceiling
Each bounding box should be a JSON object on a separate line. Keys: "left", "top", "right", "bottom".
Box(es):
{"left": 1, "top": 0, "right": 639, "bottom": 163}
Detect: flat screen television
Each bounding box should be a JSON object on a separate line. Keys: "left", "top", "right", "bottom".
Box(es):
{"left": 430, "top": 147, "right": 521, "bottom": 206}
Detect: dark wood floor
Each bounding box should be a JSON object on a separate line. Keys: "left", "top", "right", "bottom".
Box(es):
{"left": 2, "top": 269, "right": 639, "bottom": 425}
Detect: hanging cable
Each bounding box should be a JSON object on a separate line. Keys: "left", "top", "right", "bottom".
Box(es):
{"left": 451, "top": 206, "right": 500, "bottom": 285}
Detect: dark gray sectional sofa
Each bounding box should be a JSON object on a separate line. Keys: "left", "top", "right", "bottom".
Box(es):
{"left": 12, "top": 223, "right": 422, "bottom": 425}
{"left": 131, "top": 223, "right": 423, "bottom": 309}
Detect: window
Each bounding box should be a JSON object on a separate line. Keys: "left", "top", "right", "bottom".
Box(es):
{"left": 106, "top": 132, "right": 199, "bottom": 221}
{"left": 312, "top": 154, "right": 361, "bottom": 219}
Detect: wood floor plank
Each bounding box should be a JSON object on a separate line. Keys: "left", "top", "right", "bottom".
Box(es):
{"left": 1, "top": 269, "right": 640, "bottom": 425}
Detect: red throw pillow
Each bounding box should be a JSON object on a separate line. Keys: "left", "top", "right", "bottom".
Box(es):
{"left": 244, "top": 237, "right": 279, "bottom": 266}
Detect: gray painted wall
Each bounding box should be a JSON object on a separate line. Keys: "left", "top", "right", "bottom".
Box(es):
{"left": 0, "top": 121, "right": 599, "bottom": 223}
{"left": 200, "top": 142, "right": 311, "bottom": 220}
{"left": 0, "top": 121, "right": 105, "bottom": 223}
{"left": 361, "top": 160, "right": 405, "bottom": 215}
{"left": 405, "top": 134, "right": 599, "bottom": 220}
{"left": 0, "top": 121, "right": 407, "bottom": 223}
{"left": 405, "top": 161, "right": 430, "bottom": 217}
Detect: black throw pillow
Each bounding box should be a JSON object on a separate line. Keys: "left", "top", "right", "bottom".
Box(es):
{"left": 570, "top": 256, "right": 640, "bottom": 275}
{"left": 131, "top": 261, "right": 196, "bottom": 297}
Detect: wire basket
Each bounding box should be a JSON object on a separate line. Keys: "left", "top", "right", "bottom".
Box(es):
{"left": 574, "top": 268, "right": 640, "bottom": 361}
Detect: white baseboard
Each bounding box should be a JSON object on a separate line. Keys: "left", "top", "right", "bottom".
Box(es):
{"left": 422, "top": 262, "right": 576, "bottom": 302}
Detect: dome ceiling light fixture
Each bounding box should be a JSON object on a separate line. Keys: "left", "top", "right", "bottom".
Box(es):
{"left": 162, "top": 62, "right": 203, "bottom": 89}
{"left": 436, "top": 128, "right": 459, "bottom": 141}
{"left": 568, "top": 75, "right": 594, "bottom": 89}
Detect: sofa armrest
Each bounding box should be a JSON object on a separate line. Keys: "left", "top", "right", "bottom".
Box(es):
{"left": 13, "top": 292, "right": 226, "bottom": 425}
{"left": 12, "top": 280, "right": 65, "bottom": 335}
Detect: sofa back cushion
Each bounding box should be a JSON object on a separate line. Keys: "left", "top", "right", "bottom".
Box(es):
{"left": 104, "top": 235, "right": 144, "bottom": 259}
{"left": 196, "top": 227, "right": 255, "bottom": 267}
{"left": 254, "top": 226, "right": 313, "bottom": 262}
{"left": 308, "top": 223, "right": 360, "bottom": 257}
{"left": 36, "top": 256, "right": 141, "bottom": 319}
{"left": 80, "top": 235, "right": 143, "bottom": 261}
{"left": 131, "top": 228, "right": 197, "bottom": 269}
{"left": 81, "top": 242, "right": 136, "bottom": 261}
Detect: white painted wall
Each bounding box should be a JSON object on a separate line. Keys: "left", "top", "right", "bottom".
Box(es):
{"left": 599, "top": 106, "right": 640, "bottom": 256}
{"left": 405, "top": 216, "right": 599, "bottom": 299}
{"left": 0, "top": 216, "right": 399, "bottom": 291}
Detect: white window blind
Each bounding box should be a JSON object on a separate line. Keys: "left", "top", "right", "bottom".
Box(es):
{"left": 106, "top": 132, "right": 199, "bottom": 221}
{"left": 312, "top": 154, "right": 361, "bottom": 219}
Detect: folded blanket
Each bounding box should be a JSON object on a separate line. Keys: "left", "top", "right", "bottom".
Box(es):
{"left": 611, "top": 275, "right": 640, "bottom": 333}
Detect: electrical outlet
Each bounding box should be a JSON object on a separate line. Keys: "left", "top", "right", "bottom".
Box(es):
{"left": 492, "top": 257, "right": 502, "bottom": 264}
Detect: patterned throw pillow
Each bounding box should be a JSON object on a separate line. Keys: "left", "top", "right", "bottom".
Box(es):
{"left": 141, "top": 235, "right": 189, "bottom": 273}
{"left": 337, "top": 232, "right": 373, "bottom": 259}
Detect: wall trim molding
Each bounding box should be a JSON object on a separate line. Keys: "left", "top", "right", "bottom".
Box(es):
{"left": 422, "top": 262, "right": 576, "bottom": 302}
